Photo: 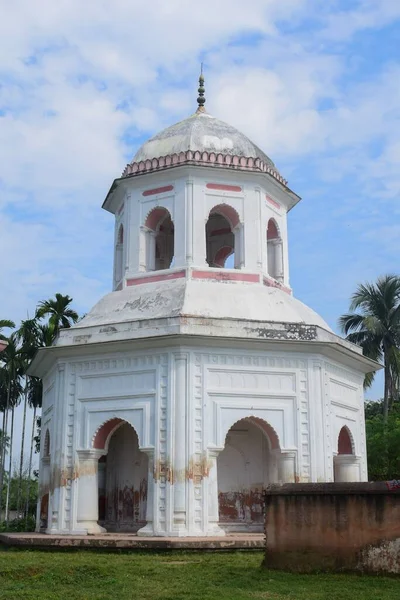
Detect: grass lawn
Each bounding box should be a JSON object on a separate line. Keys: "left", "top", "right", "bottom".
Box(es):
{"left": 0, "top": 548, "right": 398, "bottom": 600}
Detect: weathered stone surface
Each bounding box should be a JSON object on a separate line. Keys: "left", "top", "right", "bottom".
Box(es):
{"left": 264, "top": 483, "right": 400, "bottom": 574}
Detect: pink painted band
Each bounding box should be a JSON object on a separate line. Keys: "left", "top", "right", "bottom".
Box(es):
{"left": 192, "top": 270, "right": 259, "bottom": 283}
{"left": 126, "top": 270, "right": 185, "bottom": 286}
{"left": 266, "top": 196, "right": 281, "bottom": 210}
{"left": 207, "top": 183, "right": 242, "bottom": 193}
{"left": 263, "top": 276, "right": 291, "bottom": 294}
{"left": 143, "top": 185, "right": 174, "bottom": 197}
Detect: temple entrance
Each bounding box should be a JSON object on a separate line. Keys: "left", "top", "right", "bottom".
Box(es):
{"left": 217, "top": 418, "right": 276, "bottom": 532}
{"left": 97, "top": 422, "right": 148, "bottom": 532}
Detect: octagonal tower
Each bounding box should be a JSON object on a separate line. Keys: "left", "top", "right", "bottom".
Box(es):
{"left": 30, "top": 74, "right": 379, "bottom": 537}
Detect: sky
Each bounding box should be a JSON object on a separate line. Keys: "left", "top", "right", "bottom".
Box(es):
{"left": 1, "top": 0, "right": 400, "bottom": 462}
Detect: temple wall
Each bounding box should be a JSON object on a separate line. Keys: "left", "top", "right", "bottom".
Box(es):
{"left": 38, "top": 345, "right": 367, "bottom": 536}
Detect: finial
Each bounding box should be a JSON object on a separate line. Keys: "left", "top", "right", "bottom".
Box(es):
{"left": 196, "top": 63, "right": 206, "bottom": 113}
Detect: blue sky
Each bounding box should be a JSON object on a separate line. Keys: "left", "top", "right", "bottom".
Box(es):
{"left": 1, "top": 0, "right": 400, "bottom": 460}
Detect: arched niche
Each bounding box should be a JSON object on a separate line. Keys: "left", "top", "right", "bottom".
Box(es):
{"left": 267, "top": 218, "right": 283, "bottom": 282}
{"left": 334, "top": 426, "right": 360, "bottom": 482}
{"left": 206, "top": 204, "right": 242, "bottom": 269}
{"left": 94, "top": 420, "right": 148, "bottom": 532}
{"left": 143, "top": 207, "right": 174, "bottom": 271}
{"left": 338, "top": 426, "right": 354, "bottom": 455}
{"left": 216, "top": 417, "right": 281, "bottom": 531}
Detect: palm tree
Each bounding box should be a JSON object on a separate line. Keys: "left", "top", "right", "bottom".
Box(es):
{"left": 0, "top": 335, "right": 24, "bottom": 522}
{"left": 36, "top": 293, "right": 79, "bottom": 334}
{"left": 24, "top": 324, "right": 56, "bottom": 522}
{"left": 15, "top": 318, "right": 40, "bottom": 516}
{"left": 0, "top": 320, "right": 15, "bottom": 342}
{"left": 339, "top": 275, "right": 400, "bottom": 422}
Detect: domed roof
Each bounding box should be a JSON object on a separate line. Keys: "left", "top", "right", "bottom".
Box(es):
{"left": 132, "top": 110, "right": 278, "bottom": 171}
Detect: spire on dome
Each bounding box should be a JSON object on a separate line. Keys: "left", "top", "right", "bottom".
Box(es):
{"left": 196, "top": 64, "right": 206, "bottom": 113}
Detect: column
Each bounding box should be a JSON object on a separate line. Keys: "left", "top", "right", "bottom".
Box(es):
{"left": 333, "top": 455, "right": 361, "bottom": 482}
{"left": 137, "top": 449, "right": 155, "bottom": 536}
{"left": 206, "top": 449, "right": 225, "bottom": 536}
{"left": 139, "top": 226, "right": 149, "bottom": 272}
{"left": 278, "top": 451, "right": 296, "bottom": 483}
{"left": 40, "top": 456, "right": 51, "bottom": 532}
{"left": 172, "top": 354, "right": 187, "bottom": 534}
{"left": 148, "top": 231, "right": 156, "bottom": 271}
{"left": 185, "top": 180, "right": 194, "bottom": 265}
{"left": 275, "top": 239, "right": 283, "bottom": 283}
{"left": 76, "top": 449, "right": 106, "bottom": 534}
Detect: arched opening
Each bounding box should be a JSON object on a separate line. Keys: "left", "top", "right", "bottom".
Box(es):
{"left": 217, "top": 417, "right": 279, "bottom": 532}
{"left": 267, "top": 218, "right": 283, "bottom": 282}
{"left": 206, "top": 204, "right": 241, "bottom": 269}
{"left": 115, "top": 224, "right": 124, "bottom": 283}
{"left": 338, "top": 426, "right": 354, "bottom": 455}
{"left": 334, "top": 426, "right": 359, "bottom": 482}
{"left": 144, "top": 207, "right": 174, "bottom": 271}
{"left": 94, "top": 420, "right": 148, "bottom": 532}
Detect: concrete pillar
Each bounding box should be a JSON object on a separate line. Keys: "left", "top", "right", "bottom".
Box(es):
{"left": 275, "top": 239, "right": 283, "bottom": 283}
{"left": 278, "top": 451, "right": 296, "bottom": 483}
{"left": 207, "top": 449, "right": 225, "bottom": 536}
{"left": 185, "top": 180, "right": 194, "bottom": 265}
{"left": 137, "top": 449, "right": 155, "bottom": 536}
{"left": 40, "top": 456, "right": 51, "bottom": 532}
{"left": 76, "top": 449, "right": 106, "bottom": 534}
{"left": 172, "top": 354, "right": 188, "bottom": 534}
{"left": 139, "top": 226, "right": 149, "bottom": 272}
{"left": 334, "top": 455, "right": 361, "bottom": 482}
{"left": 148, "top": 231, "right": 156, "bottom": 271}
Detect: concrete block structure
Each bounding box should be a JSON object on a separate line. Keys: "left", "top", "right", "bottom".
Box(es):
{"left": 29, "top": 75, "right": 379, "bottom": 537}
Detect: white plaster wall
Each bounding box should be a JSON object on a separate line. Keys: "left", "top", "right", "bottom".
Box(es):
{"left": 43, "top": 343, "right": 368, "bottom": 535}
{"left": 117, "top": 167, "right": 292, "bottom": 285}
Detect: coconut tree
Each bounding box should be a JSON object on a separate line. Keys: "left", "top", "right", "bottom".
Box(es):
{"left": 339, "top": 275, "right": 400, "bottom": 422}
{"left": 36, "top": 293, "right": 79, "bottom": 333}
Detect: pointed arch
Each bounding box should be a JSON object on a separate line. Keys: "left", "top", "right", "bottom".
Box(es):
{"left": 217, "top": 416, "right": 279, "bottom": 530}
{"left": 206, "top": 204, "right": 242, "bottom": 268}
{"left": 92, "top": 418, "right": 125, "bottom": 451}
{"left": 143, "top": 206, "right": 174, "bottom": 271}
{"left": 338, "top": 425, "right": 354, "bottom": 455}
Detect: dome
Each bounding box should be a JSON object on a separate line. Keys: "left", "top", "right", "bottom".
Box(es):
{"left": 131, "top": 111, "right": 279, "bottom": 173}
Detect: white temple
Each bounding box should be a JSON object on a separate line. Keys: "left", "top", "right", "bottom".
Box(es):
{"left": 30, "top": 74, "right": 378, "bottom": 537}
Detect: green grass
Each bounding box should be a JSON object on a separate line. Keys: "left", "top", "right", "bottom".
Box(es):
{"left": 0, "top": 548, "right": 398, "bottom": 600}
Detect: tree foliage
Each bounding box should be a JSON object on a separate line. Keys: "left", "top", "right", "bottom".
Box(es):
{"left": 365, "top": 401, "right": 400, "bottom": 480}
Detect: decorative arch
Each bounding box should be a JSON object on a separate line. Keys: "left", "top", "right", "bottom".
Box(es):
{"left": 338, "top": 425, "right": 355, "bottom": 455}
{"left": 143, "top": 206, "right": 174, "bottom": 271}
{"left": 94, "top": 420, "right": 149, "bottom": 532}
{"left": 206, "top": 204, "right": 242, "bottom": 269}
{"left": 92, "top": 418, "right": 126, "bottom": 451}
{"left": 267, "top": 218, "right": 283, "bottom": 282}
{"left": 214, "top": 246, "right": 234, "bottom": 268}
{"left": 208, "top": 204, "right": 240, "bottom": 229}
{"left": 217, "top": 416, "right": 279, "bottom": 530}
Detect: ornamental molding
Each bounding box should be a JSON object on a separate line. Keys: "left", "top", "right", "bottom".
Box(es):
{"left": 122, "top": 150, "right": 287, "bottom": 187}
